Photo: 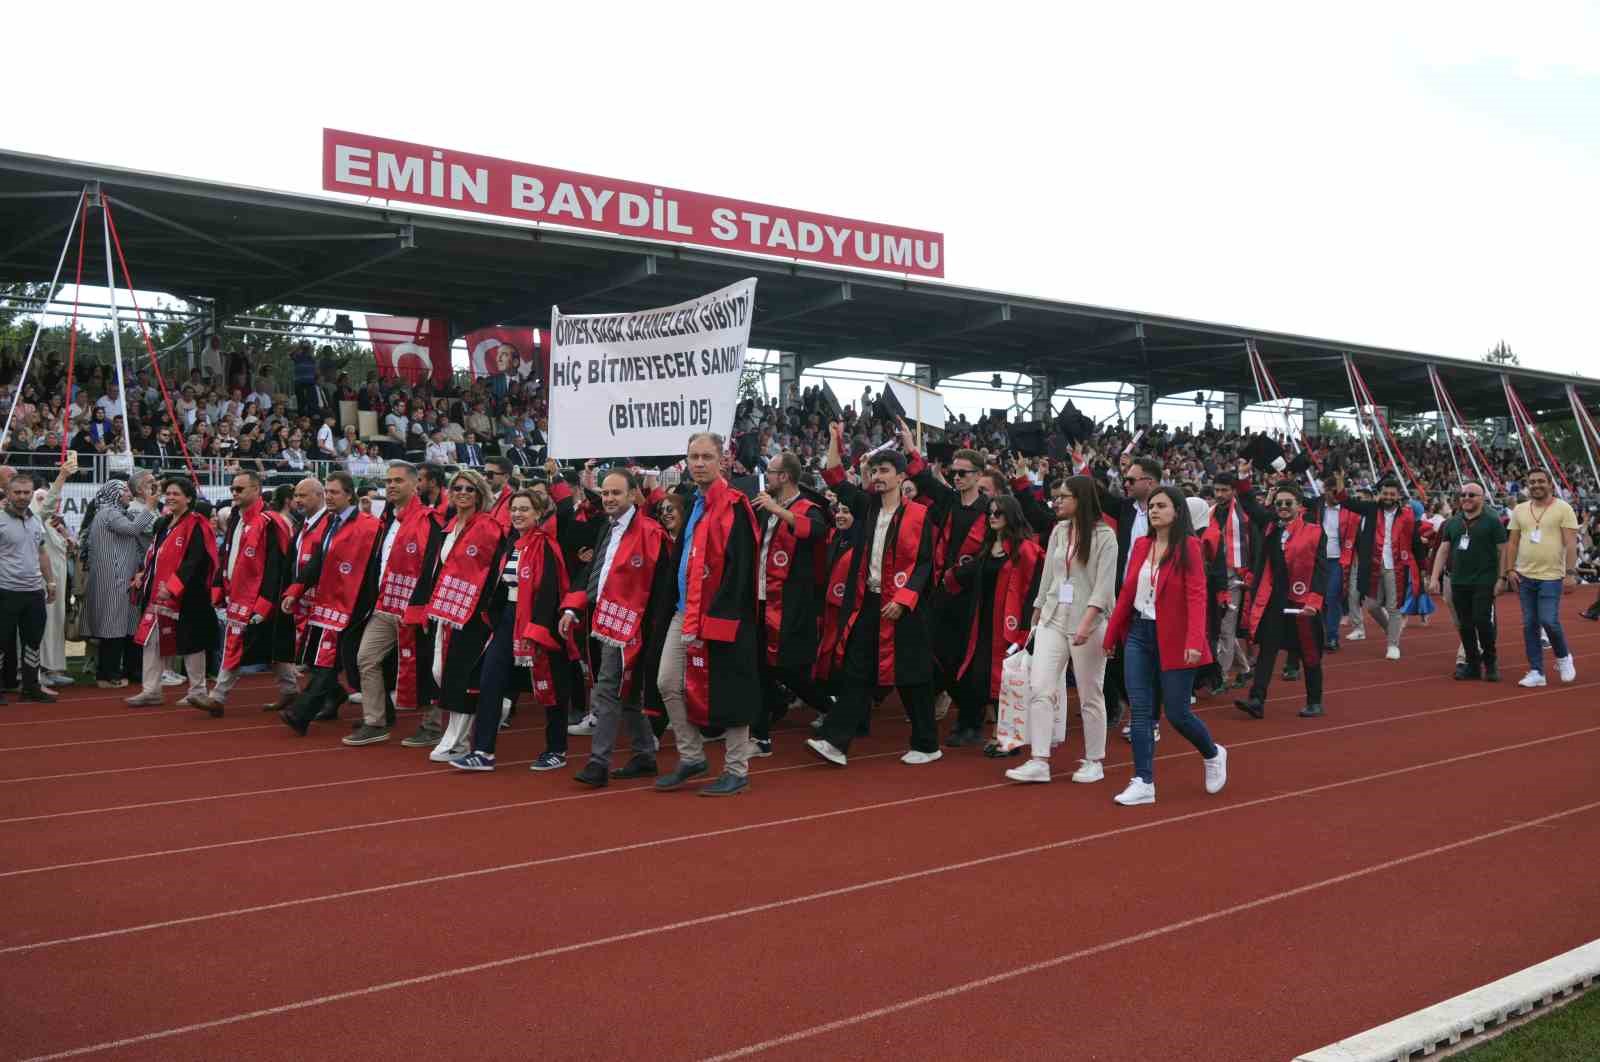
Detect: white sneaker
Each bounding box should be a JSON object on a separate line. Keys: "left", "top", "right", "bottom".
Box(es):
{"left": 805, "top": 737, "right": 847, "bottom": 766}
{"left": 1556, "top": 655, "right": 1577, "bottom": 683}
{"left": 1070, "top": 759, "right": 1104, "bottom": 783}
{"left": 348, "top": 692, "right": 364, "bottom": 704}
{"left": 1006, "top": 757, "right": 1051, "bottom": 783}
{"left": 1114, "top": 778, "right": 1156, "bottom": 806}
{"left": 1518, "top": 670, "right": 1548, "bottom": 688}
{"left": 1456, "top": 647, "right": 1466, "bottom": 666}
{"left": 1204, "top": 744, "right": 1228, "bottom": 794}
{"left": 429, "top": 739, "right": 468, "bottom": 763}
{"left": 1120, "top": 722, "right": 1131, "bottom": 740}
{"left": 1346, "top": 627, "right": 1366, "bottom": 641}
{"left": 1153, "top": 725, "right": 1161, "bottom": 742}
{"left": 1385, "top": 646, "right": 1401, "bottom": 661}
{"left": 566, "top": 713, "right": 598, "bottom": 736}
{"left": 160, "top": 670, "right": 185, "bottom": 687}
{"left": 901, "top": 749, "right": 943, "bottom": 765}
{"left": 933, "top": 691, "right": 951, "bottom": 721}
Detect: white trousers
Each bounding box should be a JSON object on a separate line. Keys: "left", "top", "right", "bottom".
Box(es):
{"left": 1027, "top": 623, "right": 1107, "bottom": 762}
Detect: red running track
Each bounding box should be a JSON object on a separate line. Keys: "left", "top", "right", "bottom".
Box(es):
{"left": 1, "top": 598, "right": 1597, "bottom": 1061}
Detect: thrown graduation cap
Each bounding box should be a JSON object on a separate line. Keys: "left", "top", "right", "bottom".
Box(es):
{"left": 1240, "top": 433, "right": 1286, "bottom": 472}
{"left": 1010, "top": 420, "right": 1048, "bottom": 458}
{"left": 1286, "top": 451, "right": 1315, "bottom": 476}
{"left": 818, "top": 381, "right": 843, "bottom": 423}
{"left": 1055, "top": 406, "right": 1095, "bottom": 445}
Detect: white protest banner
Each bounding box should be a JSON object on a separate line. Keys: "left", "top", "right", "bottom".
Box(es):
{"left": 547, "top": 278, "right": 756, "bottom": 460}
{"left": 885, "top": 378, "right": 945, "bottom": 431}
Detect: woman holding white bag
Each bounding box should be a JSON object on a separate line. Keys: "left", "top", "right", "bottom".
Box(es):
{"left": 1006, "top": 475, "right": 1117, "bottom": 784}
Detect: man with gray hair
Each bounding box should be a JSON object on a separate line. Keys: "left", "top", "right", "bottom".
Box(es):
{"left": 0, "top": 471, "right": 57, "bottom": 703}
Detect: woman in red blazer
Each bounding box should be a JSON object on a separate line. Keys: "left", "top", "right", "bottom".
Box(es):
{"left": 1103, "top": 486, "right": 1228, "bottom": 806}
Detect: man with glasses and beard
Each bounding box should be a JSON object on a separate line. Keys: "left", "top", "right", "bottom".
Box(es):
{"left": 1232, "top": 483, "right": 1329, "bottom": 719}
{"left": 1340, "top": 474, "right": 1420, "bottom": 661}
{"left": 1428, "top": 482, "right": 1507, "bottom": 682}
{"left": 1506, "top": 468, "right": 1580, "bottom": 687}
{"left": 484, "top": 456, "right": 515, "bottom": 530}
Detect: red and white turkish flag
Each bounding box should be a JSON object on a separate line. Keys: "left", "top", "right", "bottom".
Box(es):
{"left": 366, "top": 315, "right": 452, "bottom": 386}
{"left": 463, "top": 326, "right": 542, "bottom": 383}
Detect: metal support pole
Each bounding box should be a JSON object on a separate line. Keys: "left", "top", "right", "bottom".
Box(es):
{"left": 1, "top": 189, "right": 86, "bottom": 448}
{"left": 99, "top": 196, "right": 136, "bottom": 459}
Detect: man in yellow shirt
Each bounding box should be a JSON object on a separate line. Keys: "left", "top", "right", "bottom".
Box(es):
{"left": 1505, "top": 469, "right": 1579, "bottom": 687}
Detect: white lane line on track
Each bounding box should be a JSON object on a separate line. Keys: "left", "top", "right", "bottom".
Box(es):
{"left": 693, "top": 798, "right": 1600, "bottom": 1062}
{"left": 3, "top": 666, "right": 1591, "bottom": 838}
{"left": 18, "top": 745, "right": 1600, "bottom": 1062}
{"left": 0, "top": 746, "right": 350, "bottom": 784}
{"left": 4, "top": 713, "right": 1596, "bottom": 958}
{"left": 4, "top": 678, "right": 1593, "bottom": 878}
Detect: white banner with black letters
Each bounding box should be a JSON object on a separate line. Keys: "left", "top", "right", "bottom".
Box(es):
{"left": 546, "top": 278, "right": 756, "bottom": 460}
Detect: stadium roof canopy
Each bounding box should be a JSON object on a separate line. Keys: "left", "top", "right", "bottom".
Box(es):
{"left": 1, "top": 147, "right": 1593, "bottom": 421}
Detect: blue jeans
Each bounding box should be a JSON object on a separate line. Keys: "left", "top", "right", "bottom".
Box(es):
{"left": 1323, "top": 562, "right": 1344, "bottom": 646}
{"left": 1517, "top": 577, "right": 1570, "bottom": 674}
{"left": 1123, "top": 618, "right": 1218, "bottom": 783}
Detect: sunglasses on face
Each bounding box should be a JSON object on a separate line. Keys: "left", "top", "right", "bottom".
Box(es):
{"left": 449, "top": 484, "right": 476, "bottom": 493}
{"left": 1122, "top": 475, "right": 1151, "bottom": 486}
{"left": 1274, "top": 500, "right": 1296, "bottom": 508}
{"left": 951, "top": 468, "right": 976, "bottom": 477}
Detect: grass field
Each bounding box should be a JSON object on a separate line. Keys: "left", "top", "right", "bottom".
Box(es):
{"left": 1452, "top": 986, "right": 1600, "bottom": 1061}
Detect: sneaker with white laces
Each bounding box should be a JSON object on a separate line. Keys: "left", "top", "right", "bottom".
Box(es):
{"left": 160, "top": 670, "right": 185, "bottom": 687}
{"left": 1070, "top": 759, "right": 1104, "bottom": 783}
{"left": 1204, "top": 744, "right": 1228, "bottom": 794}
{"left": 1385, "top": 645, "right": 1401, "bottom": 661}
{"left": 450, "top": 751, "right": 496, "bottom": 772}
{"left": 1346, "top": 626, "right": 1366, "bottom": 641}
{"left": 1005, "top": 757, "right": 1051, "bottom": 783}
{"left": 566, "top": 713, "right": 598, "bottom": 736}
{"left": 529, "top": 751, "right": 567, "bottom": 771}
{"left": 1518, "top": 670, "right": 1548, "bottom": 688}
{"left": 1113, "top": 778, "right": 1156, "bottom": 806}
{"left": 1556, "top": 655, "right": 1577, "bottom": 683}
{"left": 1541, "top": 630, "right": 1551, "bottom": 647}
{"left": 752, "top": 738, "right": 773, "bottom": 757}
{"left": 901, "top": 749, "right": 943, "bottom": 765}
{"left": 805, "top": 737, "right": 847, "bottom": 766}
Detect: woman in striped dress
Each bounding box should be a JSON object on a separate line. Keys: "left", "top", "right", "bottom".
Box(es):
{"left": 80, "top": 473, "right": 157, "bottom": 687}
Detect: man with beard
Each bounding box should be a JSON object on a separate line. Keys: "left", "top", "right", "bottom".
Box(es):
{"left": 278, "top": 473, "right": 382, "bottom": 734}
{"left": 1506, "top": 468, "right": 1579, "bottom": 686}
{"left": 417, "top": 462, "right": 449, "bottom": 519}
{"left": 1340, "top": 473, "right": 1420, "bottom": 661}
{"left": 1202, "top": 472, "right": 1258, "bottom": 694}
{"left": 1428, "top": 481, "right": 1507, "bottom": 682}
{"left": 1231, "top": 483, "right": 1329, "bottom": 719}
{"left": 749, "top": 451, "right": 829, "bottom": 755}
{"left": 197, "top": 470, "right": 296, "bottom": 715}
{"left": 806, "top": 422, "right": 938, "bottom": 767}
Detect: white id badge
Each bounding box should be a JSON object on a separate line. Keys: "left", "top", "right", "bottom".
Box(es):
{"left": 1058, "top": 581, "right": 1074, "bottom": 605}
{"left": 1458, "top": 535, "right": 1470, "bottom": 551}
{"left": 1529, "top": 528, "right": 1542, "bottom": 544}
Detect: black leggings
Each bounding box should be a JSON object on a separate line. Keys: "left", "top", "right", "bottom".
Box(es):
{"left": 472, "top": 606, "right": 567, "bottom": 756}
{"left": 95, "top": 636, "right": 141, "bottom": 682}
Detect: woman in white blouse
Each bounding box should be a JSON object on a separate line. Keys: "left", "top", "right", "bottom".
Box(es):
{"left": 1008, "top": 475, "right": 1117, "bottom": 784}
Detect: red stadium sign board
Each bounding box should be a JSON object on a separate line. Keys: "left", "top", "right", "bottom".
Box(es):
{"left": 321, "top": 129, "right": 944, "bottom": 278}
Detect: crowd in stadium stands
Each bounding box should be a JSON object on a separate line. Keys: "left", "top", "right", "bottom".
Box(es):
{"left": 2, "top": 340, "right": 1599, "bottom": 807}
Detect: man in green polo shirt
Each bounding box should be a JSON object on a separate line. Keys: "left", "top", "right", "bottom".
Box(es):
{"left": 1428, "top": 481, "right": 1508, "bottom": 681}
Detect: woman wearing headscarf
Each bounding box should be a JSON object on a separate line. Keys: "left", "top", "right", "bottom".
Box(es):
{"left": 81, "top": 473, "right": 158, "bottom": 687}
{"left": 405, "top": 468, "right": 506, "bottom": 761}
{"left": 32, "top": 488, "right": 76, "bottom": 686}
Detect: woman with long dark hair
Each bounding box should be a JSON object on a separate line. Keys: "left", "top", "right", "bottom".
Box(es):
{"left": 949, "top": 493, "right": 1043, "bottom": 754}
{"left": 1102, "top": 485, "right": 1227, "bottom": 805}
{"left": 126, "top": 477, "right": 219, "bottom": 710}
{"left": 1008, "top": 474, "right": 1117, "bottom": 784}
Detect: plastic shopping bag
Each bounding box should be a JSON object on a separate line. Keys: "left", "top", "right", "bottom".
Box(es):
{"left": 995, "top": 647, "right": 1031, "bottom": 752}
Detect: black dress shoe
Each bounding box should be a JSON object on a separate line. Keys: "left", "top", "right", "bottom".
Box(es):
{"left": 1453, "top": 663, "right": 1482, "bottom": 681}
{"left": 573, "top": 761, "right": 609, "bottom": 787}
{"left": 1282, "top": 667, "right": 1300, "bottom": 681}
{"left": 19, "top": 688, "right": 52, "bottom": 703}
{"left": 654, "top": 759, "right": 708, "bottom": 791}
{"left": 1234, "top": 698, "right": 1265, "bottom": 719}
{"left": 279, "top": 708, "right": 309, "bottom": 736}
{"left": 699, "top": 771, "right": 749, "bottom": 796}
{"left": 613, "top": 754, "right": 658, "bottom": 779}
{"left": 1298, "top": 703, "right": 1325, "bottom": 718}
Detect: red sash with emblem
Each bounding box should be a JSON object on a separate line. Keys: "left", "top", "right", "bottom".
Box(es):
{"left": 759, "top": 496, "right": 818, "bottom": 666}
{"left": 133, "top": 511, "right": 217, "bottom": 655}
{"left": 511, "top": 528, "right": 568, "bottom": 707}
{"left": 376, "top": 501, "right": 437, "bottom": 617}
{"left": 218, "top": 503, "right": 290, "bottom": 671}
{"left": 422, "top": 511, "right": 503, "bottom": 630}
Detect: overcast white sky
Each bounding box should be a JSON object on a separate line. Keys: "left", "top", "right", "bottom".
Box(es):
{"left": 10, "top": 1, "right": 1598, "bottom": 428}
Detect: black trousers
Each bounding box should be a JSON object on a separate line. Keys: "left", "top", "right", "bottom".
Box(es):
{"left": 95, "top": 636, "right": 141, "bottom": 682}
{"left": 820, "top": 592, "right": 937, "bottom": 754}
{"left": 753, "top": 618, "right": 831, "bottom": 741}
{"left": 289, "top": 627, "right": 355, "bottom": 722}
{"left": 1451, "top": 581, "right": 1497, "bottom": 670}
{"left": 471, "top": 606, "right": 567, "bottom": 756}
{"left": 1249, "top": 612, "right": 1323, "bottom": 707}
{"left": 0, "top": 589, "right": 46, "bottom": 692}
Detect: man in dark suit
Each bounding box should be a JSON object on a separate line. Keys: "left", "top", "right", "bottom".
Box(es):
{"left": 142, "top": 426, "right": 177, "bottom": 469}
{"left": 456, "top": 433, "right": 484, "bottom": 467}
{"left": 502, "top": 433, "right": 535, "bottom": 470}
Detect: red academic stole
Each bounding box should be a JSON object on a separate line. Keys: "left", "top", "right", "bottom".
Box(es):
{"left": 219, "top": 502, "right": 289, "bottom": 670}
{"left": 302, "top": 512, "right": 381, "bottom": 634}
{"left": 938, "top": 510, "right": 987, "bottom": 594}
{"left": 760, "top": 495, "right": 819, "bottom": 666}
{"left": 1247, "top": 520, "right": 1326, "bottom": 668}
{"left": 422, "top": 511, "right": 503, "bottom": 629}
{"left": 134, "top": 511, "right": 217, "bottom": 655}
{"left": 562, "top": 512, "right": 670, "bottom": 703}
{"left": 960, "top": 538, "right": 1043, "bottom": 697}
{"left": 375, "top": 501, "right": 436, "bottom": 616}
{"left": 511, "top": 528, "right": 568, "bottom": 707}
{"left": 839, "top": 498, "right": 930, "bottom": 686}
{"left": 489, "top": 485, "right": 513, "bottom": 530}
{"left": 1220, "top": 502, "right": 1250, "bottom": 578}
{"left": 1369, "top": 506, "right": 1416, "bottom": 596}
{"left": 813, "top": 540, "right": 854, "bottom": 683}
{"left": 682, "top": 478, "right": 757, "bottom": 725}
{"left": 291, "top": 510, "right": 329, "bottom": 629}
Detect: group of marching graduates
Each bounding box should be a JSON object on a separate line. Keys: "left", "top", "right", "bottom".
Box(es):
{"left": 119, "top": 416, "right": 1424, "bottom": 806}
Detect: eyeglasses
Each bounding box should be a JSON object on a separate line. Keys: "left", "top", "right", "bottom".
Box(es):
{"left": 449, "top": 484, "right": 476, "bottom": 494}
{"left": 1458, "top": 491, "right": 1482, "bottom": 498}
{"left": 1273, "top": 500, "right": 1297, "bottom": 508}
{"left": 951, "top": 468, "right": 976, "bottom": 477}
{"left": 1122, "top": 475, "right": 1151, "bottom": 486}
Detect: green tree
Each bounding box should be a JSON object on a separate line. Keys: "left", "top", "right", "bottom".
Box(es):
{"left": 1317, "top": 416, "right": 1351, "bottom": 440}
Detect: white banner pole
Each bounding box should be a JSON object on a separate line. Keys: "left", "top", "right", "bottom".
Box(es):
{"left": 1, "top": 190, "right": 86, "bottom": 448}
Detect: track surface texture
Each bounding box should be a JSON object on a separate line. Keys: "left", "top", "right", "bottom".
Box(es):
{"left": 2, "top": 596, "right": 1597, "bottom": 1061}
